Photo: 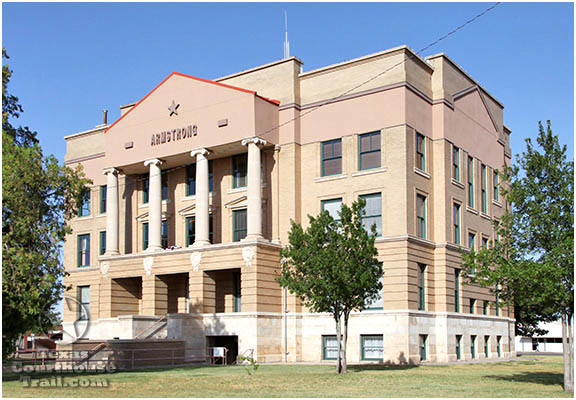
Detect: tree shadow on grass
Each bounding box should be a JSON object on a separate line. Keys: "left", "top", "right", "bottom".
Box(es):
{"left": 348, "top": 364, "right": 419, "bottom": 372}
{"left": 1, "top": 363, "right": 220, "bottom": 382}
{"left": 486, "top": 372, "right": 564, "bottom": 387}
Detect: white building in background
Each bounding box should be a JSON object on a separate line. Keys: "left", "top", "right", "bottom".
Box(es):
{"left": 515, "top": 321, "right": 565, "bottom": 353}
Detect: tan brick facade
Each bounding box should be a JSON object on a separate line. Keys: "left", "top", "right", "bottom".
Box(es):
{"left": 62, "top": 45, "right": 514, "bottom": 363}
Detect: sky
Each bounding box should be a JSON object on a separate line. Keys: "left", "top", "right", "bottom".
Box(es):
{"left": 2, "top": 2, "right": 574, "bottom": 163}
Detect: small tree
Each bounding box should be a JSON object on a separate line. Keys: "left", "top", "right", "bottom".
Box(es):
{"left": 462, "top": 121, "right": 573, "bottom": 391}
{"left": 278, "top": 199, "right": 382, "bottom": 373}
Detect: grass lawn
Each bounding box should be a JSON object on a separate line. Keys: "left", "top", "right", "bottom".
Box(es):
{"left": 2, "top": 355, "right": 570, "bottom": 398}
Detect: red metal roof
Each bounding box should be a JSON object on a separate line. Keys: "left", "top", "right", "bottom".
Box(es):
{"left": 105, "top": 72, "right": 280, "bottom": 133}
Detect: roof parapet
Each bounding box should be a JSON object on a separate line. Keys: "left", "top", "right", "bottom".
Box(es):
{"left": 426, "top": 52, "right": 503, "bottom": 109}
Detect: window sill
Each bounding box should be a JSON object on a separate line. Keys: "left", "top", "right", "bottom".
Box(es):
{"left": 139, "top": 200, "right": 170, "bottom": 208}
{"left": 414, "top": 167, "right": 431, "bottom": 180}
{"left": 351, "top": 167, "right": 387, "bottom": 177}
{"left": 492, "top": 200, "right": 503, "bottom": 208}
{"left": 76, "top": 215, "right": 92, "bottom": 221}
{"left": 451, "top": 179, "right": 464, "bottom": 189}
{"left": 315, "top": 174, "right": 348, "bottom": 183}
{"left": 466, "top": 206, "right": 478, "bottom": 215}
{"left": 182, "top": 193, "right": 216, "bottom": 202}
{"left": 480, "top": 212, "right": 491, "bottom": 221}
{"left": 227, "top": 184, "right": 266, "bottom": 195}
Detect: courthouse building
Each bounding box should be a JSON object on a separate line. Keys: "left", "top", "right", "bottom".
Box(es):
{"left": 63, "top": 45, "right": 515, "bottom": 363}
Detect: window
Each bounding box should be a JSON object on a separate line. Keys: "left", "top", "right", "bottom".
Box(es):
{"left": 99, "top": 231, "right": 106, "bottom": 256}
{"left": 321, "top": 198, "right": 342, "bottom": 222}
{"left": 496, "top": 292, "right": 500, "bottom": 316}
{"left": 493, "top": 170, "right": 499, "bottom": 201}
{"left": 481, "top": 164, "right": 487, "bottom": 213}
{"left": 186, "top": 215, "right": 214, "bottom": 246}
{"left": 471, "top": 335, "right": 477, "bottom": 359}
{"left": 470, "top": 299, "right": 476, "bottom": 314}
{"left": 321, "top": 139, "right": 342, "bottom": 176}
{"left": 142, "top": 222, "right": 149, "bottom": 251}
{"left": 497, "top": 336, "right": 502, "bottom": 357}
{"left": 365, "top": 274, "right": 383, "bottom": 310}
{"left": 484, "top": 336, "right": 490, "bottom": 358}
{"left": 416, "top": 133, "right": 426, "bottom": 171}
{"left": 416, "top": 194, "right": 427, "bottom": 239}
{"left": 358, "top": 131, "right": 381, "bottom": 170}
{"left": 161, "top": 220, "right": 168, "bottom": 248}
{"left": 418, "top": 264, "right": 426, "bottom": 311}
{"left": 232, "top": 154, "right": 248, "bottom": 188}
{"left": 100, "top": 185, "right": 107, "bottom": 214}
{"left": 77, "top": 286, "right": 90, "bottom": 321}
{"left": 419, "top": 334, "right": 428, "bottom": 361}
{"left": 456, "top": 335, "right": 462, "bottom": 360}
{"left": 77, "top": 234, "right": 90, "bottom": 267}
{"left": 322, "top": 335, "right": 338, "bottom": 360}
{"left": 453, "top": 203, "right": 461, "bottom": 245}
{"left": 467, "top": 156, "right": 474, "bottom": 208}
{"left": 494, "top": 221, "right": 500, "bottom": 243}
{"left": 452, "top": 146, "right": 460, "bottom": 181}
{"left": 233, "top": 271, "right": 241, "bottom": 312}
{"left": 142, "top": 175, "right": 149, "bottom": 204}
{"left": 468, "top": 232, "right": 476, "bottom": 275}
{"left": 233, "top": 209, "right": 247, "bottom": 242}
{"left": 468, "top": 232, "right": 476, "bottom": 250}
{"left": 360, "top": 193, "right": 382, "bottom": 236}
{"left": 482, "top": 237, "right": 489, "bottom": 249}
{"left": 185, "top": 161, "right": 214, "bottom": 196}
{"left": 78, "top": 191, "right": 90, "bottom": 217}
{"left": 162, "top": 171, "right": 168, "bottom": 201}
{"left": 361, "top": 335, "right": 383, "bottom": 361}
{"left": 483, "top": 300, "right": 489, "bottom": 315}
{"left": 455, "top": 269, "right": 461, "bottom": 312}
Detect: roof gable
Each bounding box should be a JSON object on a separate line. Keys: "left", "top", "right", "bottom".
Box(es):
{"left": 106, "top": 72, "right": 278, "bottom": 133}
{"left": 453, "top": 86, "right": 499, "bottom": 133}
{"left": 103, "top": 72, "right": 279, "bottom": 170}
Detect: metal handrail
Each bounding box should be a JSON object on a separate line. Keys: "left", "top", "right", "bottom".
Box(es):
{"left": 6, "top": 346, "right": 230, "bottom": 370}
{"left": 237, "top": 348, "right": 254, "bottom": 363}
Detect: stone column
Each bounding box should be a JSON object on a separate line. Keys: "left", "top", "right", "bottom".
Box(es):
{"left": 190, "top": 149, "right": 211, "bottom": 247}
{"left": 144, "top": 158, "right": 163, "bottom": 252}
{"left": 103, "top": 168, "right": 121, "bottom": 255}
{"left": 241, "top": 137, "right": 266, "bottom": 240}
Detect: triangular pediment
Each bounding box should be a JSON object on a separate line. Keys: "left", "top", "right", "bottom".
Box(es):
{"left": 453, "top": 86, "right": 499, "bottom": 133}
{"left": 225, "top": 196, "right": 248, "bottom": 210}
{"left": 135, "top": 210, "right": 170, "bottom": 222}
{"left": 104, "top": 72, "right": 279, "bottom": 171}
{"left": 224, "top": 195, "right": 266, "bottom": 210}
{"left": 178, "top": 202, "right": 216, "bottom": 217}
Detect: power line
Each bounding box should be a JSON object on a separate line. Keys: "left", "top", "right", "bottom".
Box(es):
{"left": 82, "top": 2, "right": 501, "bottom": 190}
{"left": 257, "top": 2, "right": 501, "bottom": 139}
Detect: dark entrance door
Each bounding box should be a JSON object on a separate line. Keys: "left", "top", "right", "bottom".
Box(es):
{"left": 206, "top": 335, "right": 238, "bottom": 364}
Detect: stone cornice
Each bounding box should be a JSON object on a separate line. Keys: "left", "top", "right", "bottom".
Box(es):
{"left": 98, "top": 240, "right": 282, "bottom": 262}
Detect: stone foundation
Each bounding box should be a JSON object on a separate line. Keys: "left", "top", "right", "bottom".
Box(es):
{"left": 72, "top": 311, "right": 515, "bottom": 364}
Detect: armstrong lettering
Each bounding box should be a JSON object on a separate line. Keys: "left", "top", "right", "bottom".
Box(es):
{"left": 151, "top": 125, "right": 197, "bottom": 146}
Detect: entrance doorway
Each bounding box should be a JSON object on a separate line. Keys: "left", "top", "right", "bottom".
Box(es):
{"left": 206, "top": 335, "right": 238, "bottom": 364}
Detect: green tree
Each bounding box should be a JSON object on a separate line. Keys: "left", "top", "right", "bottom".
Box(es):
{"left": 2, "top": 48, "right": 90, "bottom": 358}
{"left": 462, "top": 121, "right": 573, "bottom": 391}
{"left": 278, "top": 199, "right": 382, "bottom": 373}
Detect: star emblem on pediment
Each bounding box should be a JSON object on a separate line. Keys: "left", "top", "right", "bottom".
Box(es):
{"left": 168, "top": 100, "right": 179, "bottom": 116}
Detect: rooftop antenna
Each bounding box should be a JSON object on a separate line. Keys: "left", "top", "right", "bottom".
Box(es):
{"left": 283, "top": 10, "right": 290, "bottom": 59}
